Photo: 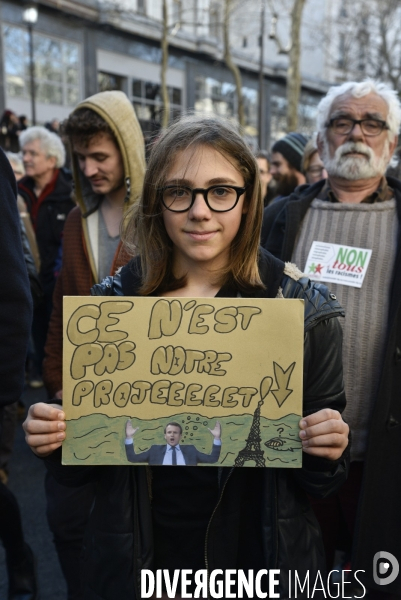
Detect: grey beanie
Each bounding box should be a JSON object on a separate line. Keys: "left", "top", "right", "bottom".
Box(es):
{"left": 272, "top": 132, "right": 308, "bottom": 173}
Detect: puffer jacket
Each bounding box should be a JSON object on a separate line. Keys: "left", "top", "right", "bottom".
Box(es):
{"left": 45, "top": 248, "right": 349, "bottom": 600}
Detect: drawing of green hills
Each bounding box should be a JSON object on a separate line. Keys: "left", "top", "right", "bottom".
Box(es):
{"left": 62, "top": 412, "right": 302, "bottom": 467}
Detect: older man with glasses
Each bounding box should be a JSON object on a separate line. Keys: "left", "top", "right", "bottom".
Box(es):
{"left": 262, "top": 80, "right": 401, "bottom": 599}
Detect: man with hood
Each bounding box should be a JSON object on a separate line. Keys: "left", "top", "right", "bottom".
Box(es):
{"left": 42, "top": 90, "right": 146, "bottom": 599}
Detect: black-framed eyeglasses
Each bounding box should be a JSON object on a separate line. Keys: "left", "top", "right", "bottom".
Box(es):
{"left": 160, "top": 184, "right": 247, "bottom": 213}
{"left": 307, "top": 166, "right": 325, "bottom": 175}
{"left": 325, "top": 117, "right": 389, "bottom": 137}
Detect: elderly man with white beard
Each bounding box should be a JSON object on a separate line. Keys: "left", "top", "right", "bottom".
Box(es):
{"left": 261, "top": 80, "right": 401, "bottom": 599}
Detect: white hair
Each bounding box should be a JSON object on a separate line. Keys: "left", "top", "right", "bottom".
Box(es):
{"left": 317, "top": 79, "right": 401, "bottom": 141}
{"left": 19, "top": 126, "right": 65, "bottom": 168}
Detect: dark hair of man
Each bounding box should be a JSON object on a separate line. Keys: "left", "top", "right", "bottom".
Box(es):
{"left": 123, "top": 115, "right": 264, "bottom": 296}
{"left": 255, "top": 150, "right": 270, "bottom": 166}
{"left": 164, "top": 422, "right": 183, "bottom": 434}
{"left": 62, "top": 107, "right": 118, "bottom": 148}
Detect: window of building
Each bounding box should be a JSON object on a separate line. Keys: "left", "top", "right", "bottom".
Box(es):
{"left": 209, "top": 3, "right": 221, "bottom": 40}
{"left": 357, "top": 27, "right": 369, "bottom": 73}
{"left": 98, "top": 72, "right": 125, "bottom": 92}
{"left": 269, "top": 95, "right": 287, "bottom": 143}
{"left": 338, "top": 33, "right": 346, "bottom": 69}
{"left": 131, "top": 78, "right": 182, "bottom": 134}
{"left": 269, "top": 89, "right": 318, "bottom": 144}
{"left": 3, "top": 24, "right": 81, "bottom": 107}
{"left": 172, "top": 0, "right": 182, "bottom": 25}
{"left": 298, "top": 92, "right": 319, "bottom": 135}
{"left": 137, "top": 0, "right": 146, "bottom": 15}
{"left": 242, "top": 37, "right": 247, "bottom": 48}
{"left": 194, "top": 76, "right": 258, "bottom": 143}
{"left": 195, "top": 77, "right": 235, "bottom": 119}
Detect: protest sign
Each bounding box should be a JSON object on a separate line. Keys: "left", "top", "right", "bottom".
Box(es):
{"left": 304, "top": 241, "right": 372, "bottom": 288}
{"left": 63, "top": 297, "right": 304, "bottom": 467}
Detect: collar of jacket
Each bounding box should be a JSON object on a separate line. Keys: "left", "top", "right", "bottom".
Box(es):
{"left": 273, "top": 177, "right": 401, "bottom": 263}
{"left": 18, "top": 168, "right": 72, "bottom": 204}
{"left": 92, "top": 248, "right": 286, "bottom": 299}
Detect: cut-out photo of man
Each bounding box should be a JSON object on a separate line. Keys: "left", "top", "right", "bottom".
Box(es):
{"left": 125, "top": 420, "right": 221, "bottom": 466}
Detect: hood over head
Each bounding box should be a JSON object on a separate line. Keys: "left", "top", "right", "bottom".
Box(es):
{"left": 68, "top": 91, "right": 146, "bottom": 283}
{"left": 70, "top": 90, "right": 146, "bottom": 219}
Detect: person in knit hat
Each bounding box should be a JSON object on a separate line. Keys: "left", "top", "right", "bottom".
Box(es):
{"left": 270, "top": 131, "right": 308, "bottom": 199}
{"left": 262, "top": 79, "right": 401, "bottom": 599}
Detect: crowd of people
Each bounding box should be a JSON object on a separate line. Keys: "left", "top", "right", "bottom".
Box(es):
{"left": 0, "top": 77, "right": 400, "bottom": 600}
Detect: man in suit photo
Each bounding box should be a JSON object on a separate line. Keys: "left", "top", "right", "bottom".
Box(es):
{"left": 125, "top": 420, "right": 221, "bottom": 466}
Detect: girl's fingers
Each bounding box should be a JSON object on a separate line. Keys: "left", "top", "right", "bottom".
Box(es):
{"left": 299, "top": 408, "right": 349, "bottom": 460}
{"left": 24, "top": 418, "right": 65, "bottom": 435}
{"left": 25, "top": 431, "right": 65, "bottom": 449}
{"left": 299, "top": 408, "right": 341, "bottom": 429}
{"left": 23, "top": 402, "right": 67, "bottom": 457}
{"left": 25, "top": 438, "right": 64, "bottom": 457}
{"left": 299, "top": 418, "right": 347, "bottom": 441}
{"left": 301, "top": 432, "right": 346, "bottom": 449}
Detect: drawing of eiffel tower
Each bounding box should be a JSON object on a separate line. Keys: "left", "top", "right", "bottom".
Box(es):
{"left": 234, "top": 399, "right": 265, "bottom": 467}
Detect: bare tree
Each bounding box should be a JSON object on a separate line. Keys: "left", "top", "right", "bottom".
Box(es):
{"left": 366, "top": 0, "right": 401, "bottom": 91}
{"left": 327, "top": 0, "right": 401, "bottom": 93}
{"left": 268, "top": 0, "right": 307, "bottom": 131}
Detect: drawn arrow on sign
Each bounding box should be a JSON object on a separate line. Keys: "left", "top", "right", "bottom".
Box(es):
{"left": 271, "top": 362, "right": 295, "bottom": 407}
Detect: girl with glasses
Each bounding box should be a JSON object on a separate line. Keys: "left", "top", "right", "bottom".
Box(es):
{"left": 24, "top": 115, "right": 349, "bottom": 600}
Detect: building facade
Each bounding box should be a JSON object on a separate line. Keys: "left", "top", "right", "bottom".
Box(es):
{"left": 0, "top": 0, "right": 343, "bottom": 150}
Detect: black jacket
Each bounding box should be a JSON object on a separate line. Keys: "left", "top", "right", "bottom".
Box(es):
{"left": 0, "top": 148, "right": 32, "bottom": 406}
{"left": 262, "top": 178, "right": 401, "bottom": 595}
{"left": 18, "top": 169, "right": 74, "bottom": 296}
{"left": 20, "top": 218, "right": 43, "bottom": 309}
{"left": 46, "top": 249, "right": 349, "bottom": 599}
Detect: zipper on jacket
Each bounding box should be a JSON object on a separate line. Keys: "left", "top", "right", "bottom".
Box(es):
{"left": 124, "top": 176, "right": 131, "bottom": 203}
{"left": 204, "top": 467, "right": 234, "bottom": 599}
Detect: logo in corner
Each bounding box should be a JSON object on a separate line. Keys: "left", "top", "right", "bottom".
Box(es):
{"left": 373, "top": 552, "right": 399, "bottom": 586}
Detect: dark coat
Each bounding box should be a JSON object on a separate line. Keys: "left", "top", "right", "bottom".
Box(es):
{"left": 125, "top": 441, "right": 221, "bottom": 465}
{"left": 45, "top": 249, "right": 349, "bottom": 599}
{"left": 18, "top": 169, "right": 74, "bottom": 296}
{"left": 262, "top": 177, "right": 401, "bottom": 595}
{"left": 0, "top": 148, "right": 32, "bottom": 406}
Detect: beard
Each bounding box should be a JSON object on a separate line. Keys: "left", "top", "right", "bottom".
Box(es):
{"left": 321, "top": 139, "right": 390, "bottom": 180}
{"left": 274, "top": 172, "right": 300, "bottom": 197}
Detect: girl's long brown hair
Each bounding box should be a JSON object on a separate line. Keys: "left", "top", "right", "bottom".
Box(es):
{"left": 122, "top": 115, "right": 264, "bottom": 295}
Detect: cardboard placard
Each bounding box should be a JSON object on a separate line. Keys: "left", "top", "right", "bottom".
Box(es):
{"left": 62, "top": 297, "right": 304, "bottom": 467}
